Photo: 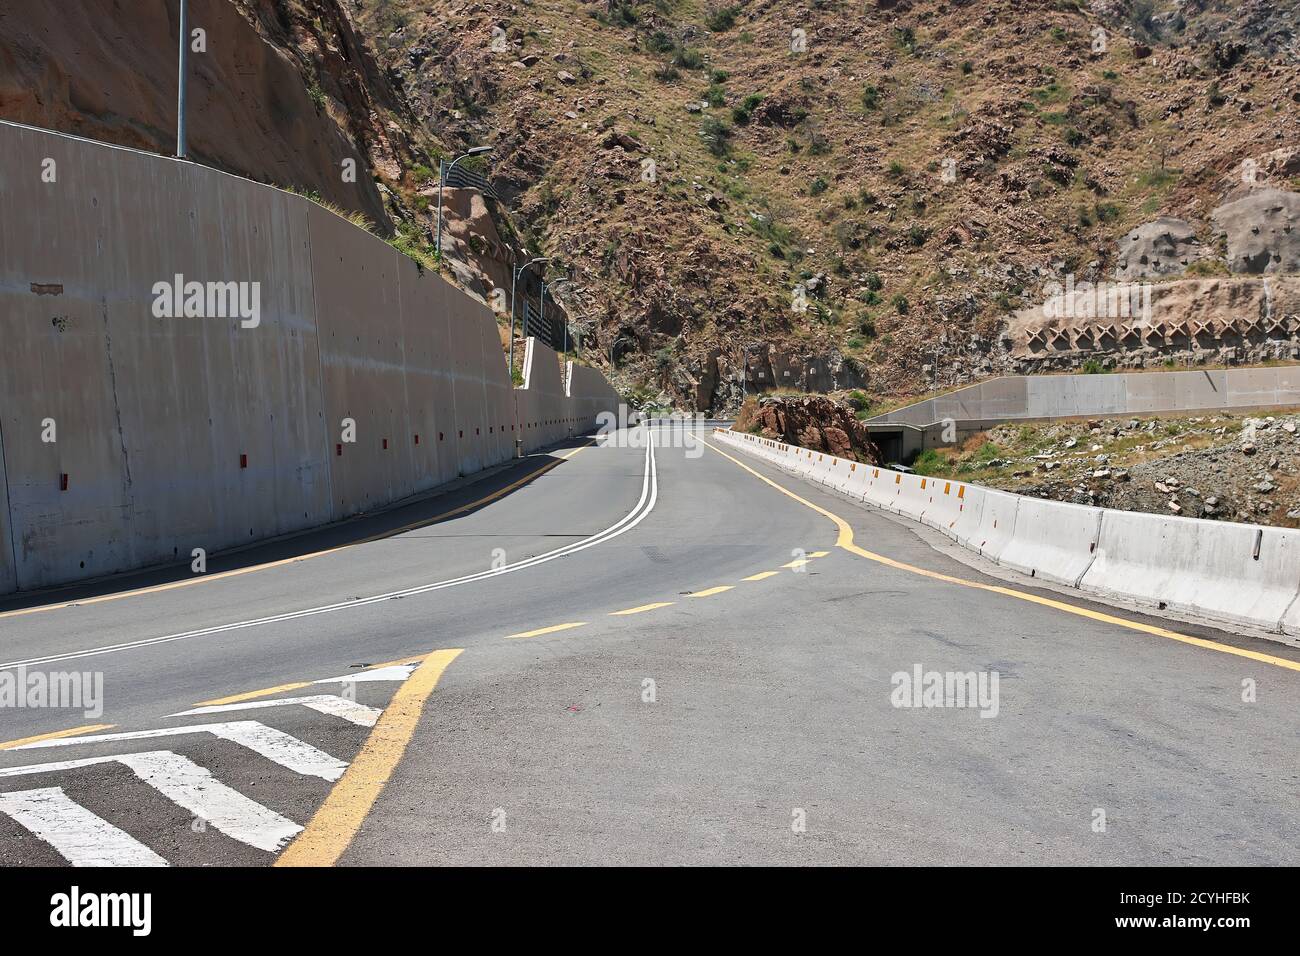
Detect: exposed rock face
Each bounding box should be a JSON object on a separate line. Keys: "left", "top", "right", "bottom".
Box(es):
{"left": 1115, "top": 217, "right": 1205, "bottom": 280}
{"left": 735, "top": 396, "right": 882, "bottom": 464}
{"left": 1211, "top": 189, "right": 1300, "bottom": 275}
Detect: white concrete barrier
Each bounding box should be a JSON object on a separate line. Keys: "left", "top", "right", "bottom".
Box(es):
{"left": 996, "top": 497, "right": 1103, "bottom": 587}
{"left": 1082, "top": 510, "right": 1300, "bottom": 634}
{"left": 969, "top": 488, "right": 1020, "bottom": 562}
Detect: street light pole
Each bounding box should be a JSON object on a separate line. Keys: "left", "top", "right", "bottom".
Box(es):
{"left": 509, "top": 256, "right": 550, "bottom": 379}
{"left": 434, "top": 146, "right": 491, "bottom": 261}
{"left": 177, "top": 0, "right": 188, "bottom": 159}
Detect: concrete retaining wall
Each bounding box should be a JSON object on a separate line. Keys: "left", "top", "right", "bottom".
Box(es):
{"left": 0, "top": 120, "right": 619, "bottom": 596}
{"left": 714, "top": 428, "right": 1300, "bottom": 638}
{"left": 872, "top": 368, "right": 1300, "bottom": 429}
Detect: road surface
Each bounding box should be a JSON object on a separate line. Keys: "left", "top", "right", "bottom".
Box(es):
{"left": 0, "top": 424, "right": 1296, "bottom": 866}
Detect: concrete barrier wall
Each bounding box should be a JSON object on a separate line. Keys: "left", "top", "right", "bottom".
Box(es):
{"left": 0, "top": 424, "right": 15, "bottom": 593}
{"left": 714, "top": 428, "right": 1300, "bottom": 637}
{"left": 0, "top": 121, "right": 619, "bottom": 595}
{"left": 1081, "top": 510, "right": 1300, "bottom": 631}
{"left": 873, "top": 368, "right": 1300, "bottom": 428}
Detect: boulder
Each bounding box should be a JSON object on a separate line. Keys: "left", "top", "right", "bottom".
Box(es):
{"left": 1115, "top": 217, "right": 1206, "bottom": 280}
{"left": 734, "top": 395, "right": 882, "bottom": 464}
{"left": 1210, "top": 189, "right": 1300, "bottom": 274}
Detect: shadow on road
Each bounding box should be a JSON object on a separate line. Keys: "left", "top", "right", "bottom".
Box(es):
{"left": 0, "top": 436, "right": 595, "bottom": 613}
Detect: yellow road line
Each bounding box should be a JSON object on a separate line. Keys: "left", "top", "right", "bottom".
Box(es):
{"left": 688, "top": 586, "right": 734, "bottom": 598}
{"left": 741, "top": 571, "right": 779, "bottom": 582}
{"left": 275, "top": 647, "right": 463, "bottom": 867}
{"left": 506, "top": 622, "right": 587, "bottom": 639}
{"left": 609, "top": 602, "right": 675, "bottom": 616}
{"left": 701, "top": 437, "right": 1300, "bottom": 674}
{"left": 0, "top": 724, "right": 115, "bottom": 751}
{"left": 809, "top": 551, "right": 830, "bottom": 558}
{"left": 783, "top": 558, "right": 811, "bottom": 569}
{"left": 195, "top": 682, "right": 313, "bottom": 708}
{"left": 0, "top": 443, "right": 593, "bottom": 622}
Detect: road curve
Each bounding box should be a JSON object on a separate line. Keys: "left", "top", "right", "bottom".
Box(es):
{"left": 0, "top": 424, "right": 1296, "bottom": 866}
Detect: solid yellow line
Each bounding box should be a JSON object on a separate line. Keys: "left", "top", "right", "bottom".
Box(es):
{"left": 195, "top": 682, "right": 312, "bottom": 708}
{"left": 609, "top": 602, "right": 674, "bottom": 616}
{"left": 701, "top": 438, "right": 1300, "bottom": 674}
{"left": 275, "top": 647, "right": 464, "bottom": 867}
{"left": 506, "top": 622, "right": 587, "bottom": 639}
{"left": 742, "top": 571, "right": 779, "bottom": 581}
{"left": 0, "top": 443, "right": 593, "bottom": 622}
{"left": 783, "top": 559, "right": 810, "bottom": 569}
{"left": 0, "top": 724, "right": 115, "bottom": 751}
{"left": 809, "top": 551, "right": 830, "bottom": 558}
{"left": 689, "top": 586, "right": 734, "bottom": 598}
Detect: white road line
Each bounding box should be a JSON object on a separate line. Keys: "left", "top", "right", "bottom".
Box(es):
{"left": 0, "top": 786, "right": 168, "bottom": 867}
{"left": 169, "top": 695, "right": 382, "bottom": 728}
{"left": 2, "top": 428, "right": 659, "bottom": 670}
{"left": 314, "top": 664, "right": 418, "bottom": 683}
{"left": 8, "top": 720, "right": 347, "bottom": 781}
{"left": 0, "top": 751, "right": 302, "bottom": 852}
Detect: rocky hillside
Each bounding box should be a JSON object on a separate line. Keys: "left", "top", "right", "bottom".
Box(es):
{"left": 357, "top": 0, "right": 1300, "bottom": 411}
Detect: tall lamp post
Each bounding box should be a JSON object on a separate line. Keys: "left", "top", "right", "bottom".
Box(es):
{"left": 509, "top": 257, "right": 550, "bottom": 379}
{"left": 435, "top": 146, "right": 492, "bottom": 260}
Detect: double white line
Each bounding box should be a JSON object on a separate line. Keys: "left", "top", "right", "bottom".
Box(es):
{"left": 1, "top": 429, "right": 659, "bottom": 669}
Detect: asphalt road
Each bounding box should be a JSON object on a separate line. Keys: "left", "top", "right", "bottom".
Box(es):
{"left": 1, "top": 423, "right": 1297, "bottom": 866}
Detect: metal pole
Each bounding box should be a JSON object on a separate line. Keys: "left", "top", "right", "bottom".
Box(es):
{"left": 539, "top": 280, "right": 547, "bottom": 349}
{"left": 177, "top": 0, "right": 188, "bottom": 158}
{"left": 508, "top": 263, "right": 519, "bottom": 379}
{"left": 434, "top": 158, "right": 446, "bottom": 260}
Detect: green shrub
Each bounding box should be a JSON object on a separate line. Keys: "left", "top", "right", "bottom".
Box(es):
{"left": 705, "top": 5, "right": 740, "bottom": 31}
{"left": 674, "top": 47, "right": 705, "bottom": 70}
{"left": 701, "top": 117, "right": 732, "bottom": 156}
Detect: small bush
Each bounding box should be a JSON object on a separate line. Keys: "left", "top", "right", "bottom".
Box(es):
{"left": 705, "top": 5, "right": 740, "bottom": 32}
{"left": 700, "top": 117, "right": 732, "bottom": 156}
{"left": 674, "top": 47, "right": 705, "bottom": 69}
{"left": 648, "top": 31, "right": 675, "bottom": 54}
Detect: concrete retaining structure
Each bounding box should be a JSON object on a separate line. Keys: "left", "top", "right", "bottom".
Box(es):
{"left": 0, "top": 120, "right": 619, "bottom": 596}
{"left": 713, "top": 428, "right": 1300, "bottom": 638}
{"left": 871, "top": 368, "right": 1300, "bottom": 430}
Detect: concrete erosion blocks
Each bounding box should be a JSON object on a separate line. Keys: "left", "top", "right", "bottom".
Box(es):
{"left": 996, "top": 497, "right": 1103, "bottom": 586}
{"left": 1082, "top": 510, "right": 1300, "bottom": 634}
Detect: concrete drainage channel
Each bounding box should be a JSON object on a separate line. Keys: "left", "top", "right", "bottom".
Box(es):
{"left": 714, "top": 428, "right": 1300, "bottom": 645}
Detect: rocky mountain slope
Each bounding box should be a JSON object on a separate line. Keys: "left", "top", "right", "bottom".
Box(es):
{"left": 358, "top": 0, "right": 1300, "bottom": 411}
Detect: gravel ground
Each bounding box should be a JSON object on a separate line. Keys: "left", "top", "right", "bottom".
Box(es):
{"left": 915, "top": 412, "right": 1300, "bottom": 528}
